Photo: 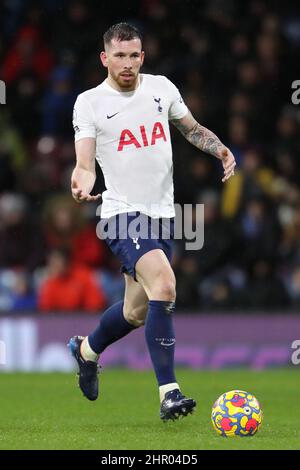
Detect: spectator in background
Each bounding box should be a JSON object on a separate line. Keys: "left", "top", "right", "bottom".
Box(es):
{"left": 221, "top": 147, "right": 274, "bottom": 219}
{"left": 38, "top": 248, "right": 106, "bottom": 312}
{"left": 53, "top": 0, "right": 98, "bottom": 67}
{"left": 0, "top": 270, "right": 37, "bottom": 312}
{"left": 173, "top": 252, "right": 199, "bottom": 309}
{"left": 280, "top": 203, "right": 300, "bottom": 265}
{"left": 284, "top": 264, "right": 300, "bottom": 309}
{"left": 273, "top": 110, "right": 300, "bottom": 182}
{"left": 197, "top": 190, "right": 234, "bottom": 278}
{"left": 237, "top": 196, "right": 281, "bottom": 269}
{"left": 42, "top": 195, "right": 108, "bottom": 268}
{"left": 0, "top": 193, "right": 44, "bottom": 270}
{"left": 2, "top": 25, "right": 53, "bottom": 85}
{"left": 41, "top": 66, "right": 77, "bottom": 136}
{"left": 0, "top": 112, "right": 28, "bottom": 190}
{"left": 200, "top": 277, "right": 234, "bottom": 311}
{"left": 227, "top": 115, "right": 251, "bottom": 166}
{"left": 242, "top": 258, "right": 289, "bottom": 310}
{"left": 1, "top": 23, "right": 53, "bottom": 138}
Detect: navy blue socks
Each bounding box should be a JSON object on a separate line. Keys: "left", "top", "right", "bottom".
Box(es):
{"left": 87, "top": 299, "right": 178, "bottom": 390}
{"left": 145, "top": 300, "right": 177, "bottom": 386}
{"left": 88, "top": 301, "right": 137, "bottom": 354}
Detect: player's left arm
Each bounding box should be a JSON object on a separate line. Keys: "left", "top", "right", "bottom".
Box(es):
{"left": 171, "top": 111, "right": 236, "bottom": 183}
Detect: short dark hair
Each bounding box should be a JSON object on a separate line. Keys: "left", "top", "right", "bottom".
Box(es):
{"left": 103, "top": 22, "right": 142, "bottom": 47}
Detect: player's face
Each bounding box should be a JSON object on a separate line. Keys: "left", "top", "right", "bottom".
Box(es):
{"left": 101, "top": 38, "right": 144, "bottom": 91}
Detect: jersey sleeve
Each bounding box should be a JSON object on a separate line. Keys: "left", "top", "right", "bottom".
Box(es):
{"left": 73, "top": 94, "right": 97, "bottom": 142}
{"left": 164, "top": 77, "right": 188, "bottom": 121}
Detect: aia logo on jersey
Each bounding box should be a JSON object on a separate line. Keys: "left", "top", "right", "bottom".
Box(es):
{"left": 118, "top": 121, "right": 167, "bottom": 152}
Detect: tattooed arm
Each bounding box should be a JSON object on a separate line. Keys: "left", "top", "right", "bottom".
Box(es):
{"left": 171, "top": 111, "right": 236, "bottom": 182}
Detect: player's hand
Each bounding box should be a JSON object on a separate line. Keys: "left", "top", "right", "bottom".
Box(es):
{"left": 71, "top": 180, "right": 101, "bottom": 203}
{"left": 218, "top": 147, "right": 236, "bottom": 183}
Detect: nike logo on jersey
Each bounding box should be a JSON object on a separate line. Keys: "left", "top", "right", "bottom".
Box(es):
{"left": 107, "top": 112, "right": 119, "bottom": 119}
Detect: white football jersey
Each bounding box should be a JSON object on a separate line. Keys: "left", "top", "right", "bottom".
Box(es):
{"left": 73, "top": 73, "right": 188, "bottom": 218}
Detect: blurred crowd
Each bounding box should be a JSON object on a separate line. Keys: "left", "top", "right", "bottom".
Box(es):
{"left": 1, "top": 0, "right": 300, "bottom": 313}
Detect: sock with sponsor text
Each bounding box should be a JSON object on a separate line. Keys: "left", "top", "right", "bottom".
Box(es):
{"left": 145, "top": 300, "right": 177, "bottom": 389}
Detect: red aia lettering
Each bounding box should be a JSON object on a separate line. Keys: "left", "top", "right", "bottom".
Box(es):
{"left": 117, "top": 129, "right": 142, "bottom": 152}
{"left": 118, "top": 122, "right": 166, "bottom": 151}
{"left": 151, "top": 122, "right": 166, "bottom": 145}
{"left": 140, "top": 125, "right": 149, "bottom": 147}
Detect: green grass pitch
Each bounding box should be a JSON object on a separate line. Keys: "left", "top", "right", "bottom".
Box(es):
{"left": 0, "top": 368, "right": 299, "bottom": 450}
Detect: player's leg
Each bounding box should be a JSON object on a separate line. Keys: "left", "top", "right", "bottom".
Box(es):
{"left": 135, "top": 248, "right": 196, "bottom": 420}
{"left": 85, "top": 272, "right": 148, "bottom": 359}
{"left": 123, "top": 273, "right": 148, "bottom": 327}
{"left": 68, "top": 273, "right": 148, "bottom": 400}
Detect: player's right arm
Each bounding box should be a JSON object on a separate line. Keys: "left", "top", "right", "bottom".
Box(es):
{"left": 71, "top": 138, "right": 101, "bottom": 203}
{"left": 71, "top": 94, "right": 101, "bottom": 203}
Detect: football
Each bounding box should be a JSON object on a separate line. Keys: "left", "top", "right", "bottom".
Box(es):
{"left": 211, "top": 390, "right": 263, "bottom": 437}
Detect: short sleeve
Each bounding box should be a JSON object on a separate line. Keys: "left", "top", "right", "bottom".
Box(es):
{"left": 73, "top": 94, "right": 97, "bottom": 142}
{"left": 164, "top": 77, "right": 188, "bottom": 121}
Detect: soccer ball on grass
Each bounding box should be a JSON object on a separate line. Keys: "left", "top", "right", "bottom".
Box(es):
{"left": 211, "top": 390, "right": 263, "bottom": 437}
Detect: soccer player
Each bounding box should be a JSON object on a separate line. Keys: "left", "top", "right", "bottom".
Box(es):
{"left": 69, "top": 23, "right": 236, "bottom": 421}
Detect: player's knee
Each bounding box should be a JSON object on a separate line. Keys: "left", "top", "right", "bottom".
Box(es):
{"left": 151, "top": 274, "right": 176, "bottom": 301}
{"left": 159, "top": 281, "right": 176, "bottom": 301}
{"left": 124, "top": 303, "right": 148, "bottom": 327}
